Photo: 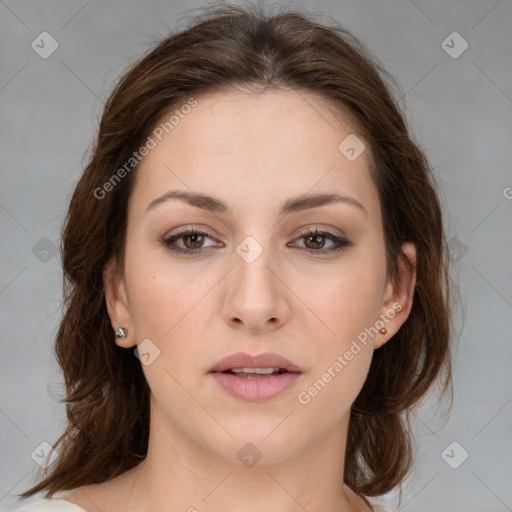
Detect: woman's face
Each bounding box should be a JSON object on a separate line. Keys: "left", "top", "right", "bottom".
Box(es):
{"left": 105, "top": 88, "right": 415, "bottom": 466}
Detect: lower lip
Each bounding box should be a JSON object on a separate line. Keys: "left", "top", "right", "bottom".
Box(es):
{"left": 210, "top": 372, "right": 302, "bottom": 401}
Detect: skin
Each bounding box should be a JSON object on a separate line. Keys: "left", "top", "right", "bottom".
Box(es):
{"left": 64, "top": 88, "right": 416, "bottom": 512}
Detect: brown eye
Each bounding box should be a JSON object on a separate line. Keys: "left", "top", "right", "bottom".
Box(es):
{"left": 162, "top": 228, "right": 219, "bottom": 254}
{"left": 182, "top": 232, "right": 206, "bottom": 249}
{"left": 303, "top": 231, "right": 327, "bottom": 250}
{"left": 292, "top": 228, "right": 352, "bottom": 255}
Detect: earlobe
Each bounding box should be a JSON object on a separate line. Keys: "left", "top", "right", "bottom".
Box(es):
{"left": 375, "top": 242, "right": 417, "bottom": 349}
{"left": 103, "top": 258, "right": 136, "bottom": 348}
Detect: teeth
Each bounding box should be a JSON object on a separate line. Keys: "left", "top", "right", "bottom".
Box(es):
{"left": 230, "top": 367, "right": 281, "bottom": 374}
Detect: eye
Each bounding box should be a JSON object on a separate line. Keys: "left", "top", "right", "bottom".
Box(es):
{"left": 290, "top": 228, "right": 352, "bottom": 255}
{"left": 161, "top": 227, "right": 352, "bottom": 256}
{"left": 161, "top": 228, "right": 220, "bottom": 255}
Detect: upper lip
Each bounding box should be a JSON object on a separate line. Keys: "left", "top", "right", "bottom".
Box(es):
{"left": 209, "top": 351, "right": 302, "bottom": 373}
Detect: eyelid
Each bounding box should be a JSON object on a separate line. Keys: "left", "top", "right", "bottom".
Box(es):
{"left": 163, "top": 224, "right": 346, "bottom": 240}
{"left": 163, "top": 225, "right": 219, "bottom": 241}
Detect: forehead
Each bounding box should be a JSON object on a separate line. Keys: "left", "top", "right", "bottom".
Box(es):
{"left": 130, "top": 88, "right": 378, "bottom": 219}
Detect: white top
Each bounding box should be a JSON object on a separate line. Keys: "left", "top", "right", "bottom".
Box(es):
{"left": 14, "top": 499, "right": 85, "bottom": 511}
{"left": 13, "top": 497, "right": 396, "bottom": 512}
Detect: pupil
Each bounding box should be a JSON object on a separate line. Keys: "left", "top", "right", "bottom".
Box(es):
{"left": 308, "top": 234, "right": 323, "bottom": 249}
{"left": 186, "top": 233, "right": 203, "bottom": 248}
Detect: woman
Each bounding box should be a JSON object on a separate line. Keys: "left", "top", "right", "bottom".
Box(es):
{"left": 16, "top": 2, "right": 452, "bottom": 511}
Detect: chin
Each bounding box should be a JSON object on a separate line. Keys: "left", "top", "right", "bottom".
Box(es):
{"left": 198, "top": 418, "right": 309, "bottom": 467}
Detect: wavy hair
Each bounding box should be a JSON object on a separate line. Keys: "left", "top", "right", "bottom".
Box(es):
{"left": 20, "top": 0, "right": 452, "bottom": 500}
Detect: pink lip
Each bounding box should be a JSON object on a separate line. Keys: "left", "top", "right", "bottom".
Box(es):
{"left": 209, "top": 351, "right": 302, "bottom": 373}
{"left": 208, "top": 351, "right": 303, "bottom": 401}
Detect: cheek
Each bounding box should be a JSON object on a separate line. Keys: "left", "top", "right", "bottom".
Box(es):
{"left": 128, "top": 271, "right": 208, "bottom": 343}
{"left": 124, "top": 248, "right": 223, "bottom": 380}
{"left": 297, "top": 272, "right": 379, "bottom": 417}
{"left": 123, "top": 236, "right": 197, "bottom": 336}
{"left": 310, "top": 256, "right": 386, "bottom": 349}
{"left": 297, "top": 248, "right": 385, "bottom": 407}
{"left": 298, "top": 344, "right": 373, "bottom": 425}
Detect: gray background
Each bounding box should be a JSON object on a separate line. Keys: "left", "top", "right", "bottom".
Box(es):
{"left": 1, "top": 0, "right": 511, "bottom": 511}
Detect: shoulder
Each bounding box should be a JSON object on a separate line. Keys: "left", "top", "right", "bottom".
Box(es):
{"left": 13, "top": 498, "right": 87, "bottom": 512}
{"left": 371, "top": 504, "right": 397, "bottom": 512}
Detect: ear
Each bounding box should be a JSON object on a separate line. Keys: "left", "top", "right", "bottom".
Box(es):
{"left": 103, "top": 258, "right": 136, "bottom": 348}
{"left": 374, "top": 242, "right": 417, "bottom": 349}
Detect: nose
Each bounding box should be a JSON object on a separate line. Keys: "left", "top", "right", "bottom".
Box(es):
{"left": 221, "top": 242, "right": 291, "bottom": 334}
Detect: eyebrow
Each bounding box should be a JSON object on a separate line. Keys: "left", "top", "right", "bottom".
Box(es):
{"left": 145, "top": 189, "right": 367, "bottom": 217}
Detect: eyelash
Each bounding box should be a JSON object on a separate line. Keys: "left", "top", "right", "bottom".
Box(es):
{"left": 161, "top": 227, "right": 352, "bottom": 256}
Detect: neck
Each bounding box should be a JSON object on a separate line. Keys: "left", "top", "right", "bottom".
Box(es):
{"left": 124, "top": 400, "right": 370, "bottom": 512}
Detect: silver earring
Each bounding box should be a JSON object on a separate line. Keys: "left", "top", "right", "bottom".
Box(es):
{"left": 115, "top": 327, "right": 128, "bottom": 340}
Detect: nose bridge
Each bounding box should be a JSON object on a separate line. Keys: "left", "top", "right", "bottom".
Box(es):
{"left": 222, "top": 232, "right": 289, "bottom": 330}
{"left": 234, "top": 233, "right": 279, "bottom": 303}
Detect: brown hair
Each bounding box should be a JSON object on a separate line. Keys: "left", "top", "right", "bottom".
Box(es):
{"left": 20, "top": 0, "right": 452, "bottom": 500}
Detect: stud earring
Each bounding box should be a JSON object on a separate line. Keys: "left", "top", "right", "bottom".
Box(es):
{"left": 379, "top": 328, "right": 387, "bottom": 335}
{"left": 115, "top": 327, "right": 128, "bottom": 340}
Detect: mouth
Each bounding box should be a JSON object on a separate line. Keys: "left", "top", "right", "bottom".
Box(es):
{"left": 208, "top": 352, "right": 302, "bottom": 401}
{"left": 208, "top": 351, "right": 302, "bottom": 374}
{"left": 221, "top": 367, "right": 290, "bottom": 379}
